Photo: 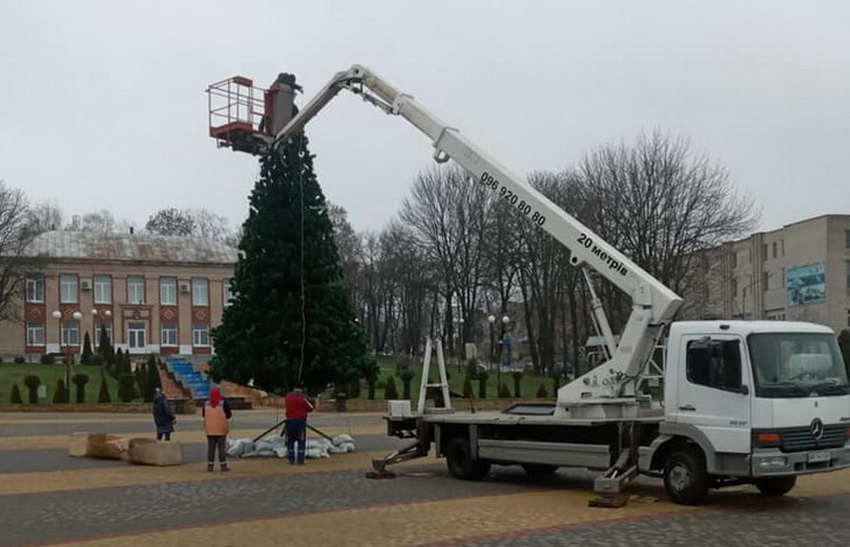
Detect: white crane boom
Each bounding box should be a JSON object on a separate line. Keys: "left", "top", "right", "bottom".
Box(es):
{"left": 272, "top": 64, "right": 683, "bottom": 411}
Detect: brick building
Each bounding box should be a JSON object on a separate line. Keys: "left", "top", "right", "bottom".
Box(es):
{"left": 0, "top": 231, "right": 236, "bottom": 361}
{"left": 683, "top": 214, "right": 850, "bottom": 333}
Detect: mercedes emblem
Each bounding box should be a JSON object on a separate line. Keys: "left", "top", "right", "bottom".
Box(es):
{"left": 810, "top": 418, "right": 824, "bottom": 440}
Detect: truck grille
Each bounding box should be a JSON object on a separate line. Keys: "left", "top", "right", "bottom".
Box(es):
{"left": 779, "top": 424, "right": 845, "bottom": 453}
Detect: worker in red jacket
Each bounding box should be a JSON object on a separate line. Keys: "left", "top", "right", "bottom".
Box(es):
{"left": 284, "top": 385, "right": 314, "bottom": 464}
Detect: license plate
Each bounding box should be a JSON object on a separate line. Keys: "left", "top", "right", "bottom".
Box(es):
{"left": 807, "top": 451, "right": 831, "bottom": 463}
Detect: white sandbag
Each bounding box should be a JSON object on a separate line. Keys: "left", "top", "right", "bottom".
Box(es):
{"left": 305, "top": 447, "right": 329, "bottom": 459}
{"left": 337, "top": 442, "right": 355, "bottom": 453}
{"left": 226, "top": 438, "right": 255, "bottom": 458}
{"left": 332, "top": 434, "right": 355, "bottom": 446}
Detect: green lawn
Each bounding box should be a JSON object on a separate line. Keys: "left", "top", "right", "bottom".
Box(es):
{"left": 375, "top": 355, "right": 559, "bottom": 401}
{"left": 0, "top": 363, "right": 123, "bottom": 405}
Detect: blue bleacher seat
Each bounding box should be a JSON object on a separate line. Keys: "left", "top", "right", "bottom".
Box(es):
{"left": 165, "top": 357, "right": 214, "bottom": 401}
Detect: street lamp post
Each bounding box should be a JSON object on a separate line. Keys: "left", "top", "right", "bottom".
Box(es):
{"left": 457, "top": 317, "right": 465, "bottom": 372}
{"left": 500, "top": 315, "right": 511, "bottom": 393}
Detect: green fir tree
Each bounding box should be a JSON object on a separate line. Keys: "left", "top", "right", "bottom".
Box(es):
{"left": 80, "top": 331, "right": 93, "bottom": 365}
{"left": 210, "top": 134, "right": 369, "bottom": 395}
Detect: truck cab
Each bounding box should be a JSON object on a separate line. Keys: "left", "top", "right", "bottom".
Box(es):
{"left": 648, "top": 320, "right": 850, "bottom": 503}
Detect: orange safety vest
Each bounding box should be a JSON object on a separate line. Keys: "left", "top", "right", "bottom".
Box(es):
{"left": 204, "top": 403, "right": 229, "bottom": 436}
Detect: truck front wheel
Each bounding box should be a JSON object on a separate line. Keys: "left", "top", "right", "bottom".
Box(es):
{"left": 446, "top": 437, "right": 490, "bottom": 480}
{"left": 754, "top": 476, "right": 796, "bottom": 496}
{"left": 664, "top": 448, "right": 708, "bottom": 505}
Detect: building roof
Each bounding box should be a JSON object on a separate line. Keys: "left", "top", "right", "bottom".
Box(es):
{"left": 24, "top": 231, "right": 238, "bottom": 265}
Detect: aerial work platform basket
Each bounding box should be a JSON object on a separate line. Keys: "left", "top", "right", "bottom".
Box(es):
{"left": 207, "top": 73, "right": 300, "bottom": 156}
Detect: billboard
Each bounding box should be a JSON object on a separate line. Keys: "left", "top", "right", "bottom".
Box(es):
{"left": 787, "top": 263, "right": 826, "bottom": 307}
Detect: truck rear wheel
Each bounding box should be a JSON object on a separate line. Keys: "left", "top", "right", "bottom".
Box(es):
{"left": 446, "top": 437, "right": 490, "bottom": 480}
{"left": 754, "top": 476, "right": 796, "bottom": 496}
{"left": 664, "top": 448, "right": 708, "bottom": 506}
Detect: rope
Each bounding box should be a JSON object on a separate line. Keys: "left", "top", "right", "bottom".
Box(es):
{"left": 296, "top": 131, "right": 307, "bottom": 385}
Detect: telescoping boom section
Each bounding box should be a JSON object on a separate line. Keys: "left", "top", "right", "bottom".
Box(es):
{"left": 267, "top": 64, "right": 683, "bottom": 414}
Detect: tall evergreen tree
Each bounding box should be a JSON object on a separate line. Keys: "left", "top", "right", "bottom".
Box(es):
{"left": 210, "top": 134, "right": 369, "bottom": 395}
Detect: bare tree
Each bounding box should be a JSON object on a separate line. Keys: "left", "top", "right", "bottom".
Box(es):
{"left": 327, "top": 203, "right": 362, "bottom": 305}
{"left": 570, "top": 129, "right": 759, "bottom": 325}
{"left": 145, "top": 207, "right": 237, "bottom": 242}
{"left": 189, "top": 208, "right": 234, "bottom": 241}
{"left": 145, "top": 207, "right": 197, "bottom": 236}
{"left": 0, "top": 180, "right": 41, "bottom": 322}
{"left": 24, "top": 201, "right": 63, "bottom": 236}
{"left": 65, "top": 209, "right": 119, "bottom": 233}
{"left": 400, "top": 164, "right": 494, "bottom": 353}
{"left": 379, "top": 220, "right": 436, "bottom": 356}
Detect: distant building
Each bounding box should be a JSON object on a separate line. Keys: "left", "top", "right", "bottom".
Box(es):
{"left": 0, "top": 231, "right": 236, "bottom": 361}
{"left": 682, "top": 214, "right": 850, "bottom": 334}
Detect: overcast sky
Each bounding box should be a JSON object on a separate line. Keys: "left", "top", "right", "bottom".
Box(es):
{"left": 1, "top": 1, "right": 847, "bottom": 237}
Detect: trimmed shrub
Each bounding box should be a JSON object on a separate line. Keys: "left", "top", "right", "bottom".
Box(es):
{"left": 400, "top": 368, "right": 415, "bottom": 400}
{"left": 52, "top": 380, "right": 70, "bottom": 404}
{"left": 498, "top": 383, "right": 511, "bottom": 398}
{"left": 512, "top": 371, "right": 524, "bottom": 398}
{"left": 23, "top": 375, "right": 41, "bottom": 404}
{"left": 462, "top": 376, "right": 474, "bottom": 399}
{"left": 536, "top": 383, "right": 548, "bottom": 398}
{"left": 13, "top": 355, "right": 25, "bottom": 364}
{"left": 80, "top": 332, "right": 93, "bottom": 365}
{"left": 477, "top": 370, "right": 489, "bottom": 399}
{"left": 147, "top": 358, "right": 162, "bottom": 394}
{"left": 71, "top": 373, "right": 89, "bottom": 404}
{"left": 383, "top": 375, "right": 399, "bottom": 400}
{"left": 97, "top": 377, "right": 111, "bottom": 403}
{"left": 117, "top": 373, "right": 135, "bottom": 402}
{"left": 10, "top": 384, "right": 23, "bottom": 404}
{"left": 40, "top": 354, "right": 55, "bottom": 365}
{"left": 465, "top": 359, "right": 480, "bottom": 379}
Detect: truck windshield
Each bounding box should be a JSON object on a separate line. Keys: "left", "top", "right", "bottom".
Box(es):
{"left": 748, "top": 332, "right": 849, "bottom": 398}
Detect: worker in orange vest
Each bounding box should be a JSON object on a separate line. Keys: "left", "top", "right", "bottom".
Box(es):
{"left": 203, "top": 387, "right": 232, "bottom": 472}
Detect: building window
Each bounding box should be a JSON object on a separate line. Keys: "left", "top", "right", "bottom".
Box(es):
{"left": 161, "top": 323, "right": 178, "bottom": 346}
{"left": 731, "top": 279, "right": 738, "bottom": 298}
{"left": 762, "top": 244, "right": 768, "bottom": 261}
{"left": 127, "top": 276, "right": 145, "bottom": 305}
{"left": 772, "top": 242, "right": 777, "bottom": 259}
{"left": 192, "top": 278, "right": 209, "bottom": 306}
{"left": 26, "top": 276, "right": 44, "bottom": 302}
{"left": 27, "top": 322, "right": 45, "bottom": 346}
{"left": 223, "top": 279, "right": 233, "bottom": 307}
{"left": 730, "top": 252, "right": 737, "bottom": 269}
{"left": 762, "top": 271, "right": 769, "bottom": 291}
{"left": 846, "top": 260, "right": 850, "bottom": 289}
{"left": 160, "top": 277, "right": 177, "bottom": 306}
{"left": 61, "top": 321, "right": 80, "bottom": 347}
{"left": 94, "top": 275, "right": 112, "bottom": 304}
{"left": 846, "top": 230, "right": 850, "bottom": 249}
{"left": 127, "top": 321, "right": 146, "bottom": 349}
{"left": 193, "top": 324, "right": 210, "bottom": 346}
{"left": 780, "top": 268, "right": 785, "bottom": 288}
{"left": 781, "top": 240, "right": 785, "bottom": 256}
{"left": 60, "top": 275, "right": 78, "bottom": 303}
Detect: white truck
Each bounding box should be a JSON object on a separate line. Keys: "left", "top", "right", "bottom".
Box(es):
{"left": 209, "top": 65, "right": 850, "bottom": 505}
